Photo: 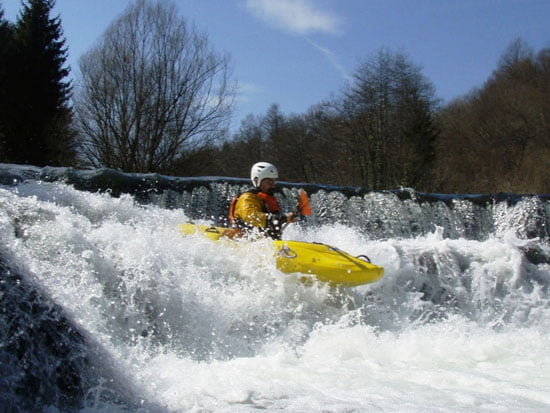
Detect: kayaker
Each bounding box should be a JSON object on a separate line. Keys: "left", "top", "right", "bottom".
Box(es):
{"left": 229, "top": 162, "right": 297, "bottom": 239}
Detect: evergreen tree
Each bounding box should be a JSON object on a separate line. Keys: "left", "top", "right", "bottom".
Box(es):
{"left": 2, "top": 0, "right": 75, "bottom": 166}
{"left": 0, "top": 4, "right": 15, "bottom": 157}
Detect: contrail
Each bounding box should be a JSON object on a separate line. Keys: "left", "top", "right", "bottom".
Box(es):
{"left": 305, "top": 38, "right": 353, "bottom": 84}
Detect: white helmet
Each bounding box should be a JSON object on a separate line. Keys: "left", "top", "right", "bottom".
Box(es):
{"left": 250, "top": 162, "right": 278, "bottom": 187}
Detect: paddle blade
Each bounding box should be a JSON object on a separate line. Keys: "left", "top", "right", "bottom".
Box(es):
{"left": 297, "top": 189, "right": 312, "bottom": 216}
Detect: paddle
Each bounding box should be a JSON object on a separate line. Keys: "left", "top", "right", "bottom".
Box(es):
{"left": 296, "top": 189, "right": 312, "bottom": 216}
{"left": 282, "top": 189, "right": 312, "bottom": 231}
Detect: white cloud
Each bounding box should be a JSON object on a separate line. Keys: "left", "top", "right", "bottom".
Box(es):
{"left": 245, "top": 0, "right": 341, "bottom": 35}
{"left": 236, "top": 81, "right": 264, "bottom": 103}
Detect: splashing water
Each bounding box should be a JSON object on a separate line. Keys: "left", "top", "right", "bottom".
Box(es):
{"left": 1, "top": 177, "right": 549, "bottom": 411}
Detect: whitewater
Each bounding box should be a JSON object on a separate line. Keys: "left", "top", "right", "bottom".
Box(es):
{"left": 1, "top": 165, "right": 549, "bottom": 412}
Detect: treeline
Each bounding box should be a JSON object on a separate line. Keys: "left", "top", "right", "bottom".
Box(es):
{"left": 184, "top": 49, "right": 440, "bottom": 191}
{"left": 1, "top": 1, "right": 548, "bottom": 194}
{"left": 185, "top": 40, "right": 549, "bottom": 194}
{"left": 435, "top": 40, "right": 550, "bottom": 193}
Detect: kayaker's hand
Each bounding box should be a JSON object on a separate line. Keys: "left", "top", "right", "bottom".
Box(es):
{"left": 286, "top": 212, "right": 298, "bottom": 223}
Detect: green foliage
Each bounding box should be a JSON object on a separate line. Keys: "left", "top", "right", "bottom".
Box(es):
{"left": 0, "top": 0, "right": 75, "bottom": 166}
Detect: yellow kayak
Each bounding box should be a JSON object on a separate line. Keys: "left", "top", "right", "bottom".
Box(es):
{"left": 179, "top": 223, "right": 384, "bottom": 287}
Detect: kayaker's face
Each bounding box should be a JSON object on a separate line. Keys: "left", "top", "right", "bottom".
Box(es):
{"left": 259, "top": 178, "right": 276, "bottom": 194}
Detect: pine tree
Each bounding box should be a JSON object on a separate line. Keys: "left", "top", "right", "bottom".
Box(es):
{"left": 0, "top": 5, "right": 15, "bottom": 157}
{"left": 2, "top": 0, "right": 75, "bottom": 166}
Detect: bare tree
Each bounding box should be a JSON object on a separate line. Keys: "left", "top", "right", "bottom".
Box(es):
{"left": 435, "top": 40, "right": 549, "bottom": 193}
{"left": 339, "top": 48, "right": 438, "bottom": 189}
{"left": 75, "top": 0, "right": 234, "bottom": 173}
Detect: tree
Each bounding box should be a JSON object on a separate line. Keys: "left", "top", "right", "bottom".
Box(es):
{"left": 435, "top": 40, "right": 549, "bottom": 193}
{"left": 0, "top": 5, "right": 15, "bottom": 156}
{"left": 216, "top": 113, "right": 266, "bottom": 178}
{"left": 298, "top": 104, "right": 356, "bottom": 185}
{"left": 75, "top": 0, "right": 234, "bottom": 173}
{"left": 496, "top": 38, "right": 535, "bottom": 76}
{"left": 339, "top": 48, "right": 439, "bottom": 189}
{"left": 1, "top": 0, "right": 75, "bottom": 166}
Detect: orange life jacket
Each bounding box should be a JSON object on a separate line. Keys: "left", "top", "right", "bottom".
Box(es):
{"left": 229, "top": 196, "right": 239, "bottom": 226}
{"left": 257, "top": 191, "right": 280, "bottom": 213}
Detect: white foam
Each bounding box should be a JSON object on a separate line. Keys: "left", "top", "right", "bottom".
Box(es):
{"left": 1, "top": 182, "right": 549, "bottom": 411}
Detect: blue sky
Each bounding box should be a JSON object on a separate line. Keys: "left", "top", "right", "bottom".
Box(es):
{"left": 4, "top": 0, "right": 550, "bottom": 132}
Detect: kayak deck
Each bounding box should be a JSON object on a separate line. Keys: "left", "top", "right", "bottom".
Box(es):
{"left": 180, "top": 223, "right": 384, "bottom": 287}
